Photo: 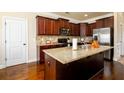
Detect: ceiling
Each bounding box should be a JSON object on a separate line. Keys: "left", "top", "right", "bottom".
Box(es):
{"left": 53, "top": 12, "right": 111, "bottom": 21}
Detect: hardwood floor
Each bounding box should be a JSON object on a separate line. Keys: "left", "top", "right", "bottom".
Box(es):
{"left": 0, "top": 61, "right": 124, "bottom": 80}
{"left": 0, "top": 62, "right": 44, "bottom": 80}
{"left": 91, "top": 61, "right": 124, "bottom": 80}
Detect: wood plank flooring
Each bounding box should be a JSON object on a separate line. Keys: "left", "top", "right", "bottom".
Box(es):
{"left": 0, "top": 62, "right": 44, "bottom": 80}
{"left": 0, "top": 61, "right": 124, "bottom": 80}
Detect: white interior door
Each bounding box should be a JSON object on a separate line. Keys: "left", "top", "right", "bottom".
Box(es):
{"left": 5, "top": 17, "right": 27, "bottom": 67}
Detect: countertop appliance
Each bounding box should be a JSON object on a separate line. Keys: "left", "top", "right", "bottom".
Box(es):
{"left": 58, "top": 38, "right": 68, "bottom": 46}
{"left": 93, "top": 27, "right": 114, "bottom": 60}
{"left": 59, "top": 27, "right": 70, "bottom": 36}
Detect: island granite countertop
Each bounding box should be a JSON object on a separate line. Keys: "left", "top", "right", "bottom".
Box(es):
{"left": 43, "top": 45, "right": 113, "bottom": 64}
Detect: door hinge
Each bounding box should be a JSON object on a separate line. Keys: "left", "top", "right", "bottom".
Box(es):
{"left": 5, "top": 58, "right": 7, "bottom": 61}
{"left": 5, "top": 22, "right": 6, "bottom": 25}
{"left": 5, "top": 40, "right": 7, "bottom": 43}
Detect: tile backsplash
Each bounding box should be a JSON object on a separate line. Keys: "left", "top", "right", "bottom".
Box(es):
{"left": 36, "top": 35, "right": 93, "bottom": 45}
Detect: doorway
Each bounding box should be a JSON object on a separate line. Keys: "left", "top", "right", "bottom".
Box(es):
{"left": 3, "top": 17, "right": 28, "bottom": 67}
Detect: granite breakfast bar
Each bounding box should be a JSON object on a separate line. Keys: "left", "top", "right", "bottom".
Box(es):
{"left": 43, "top": 46, "right": 113, "bottom": 80}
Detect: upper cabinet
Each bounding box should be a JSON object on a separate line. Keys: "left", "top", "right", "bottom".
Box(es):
{"left": 75, "top": 24, "right": 80, "bottom": 36}
{"left": 36, "top": 16, "right": 52, "bottom": 35}
{"left": 88, "top": 23, "right": 96, "bottom": 36}
{"left": 36, "top": 16, "right": 46, "bottom": 35}
{"left": 58, "top": 18, "right": 69, "bottom": 28}
{"left": 96, "top": 16, "right": 114, "bottom": 28}
{"left": 104, "top": 16, "right": 114, "bottom": 28}
{"left": 96, "top": 19, "right": 104, "bottom": 28}
{"left": 36, "top": 16, "right": 59, "bottom": 35}
{"left": 69, "top": 23, "right": 80, "bottom": 36}
{"left": 80, "top": 23, "right": 88, "bottom": 36}
{"left": 80, "top": 16, "right": 114, "bottom": 36}
{"left": 37, "top": 16, "right": 114, "bottom": 36}
{"left": 36, "top": 16, "right": 80, "bottom": 36}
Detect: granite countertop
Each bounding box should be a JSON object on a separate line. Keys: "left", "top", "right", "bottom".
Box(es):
{"left": 43, "top": 45, "right": 113, "bottom": 64}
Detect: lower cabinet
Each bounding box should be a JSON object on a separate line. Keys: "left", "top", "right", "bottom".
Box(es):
{"left": 40, "top": 44, "right": 66, "bottom": 63}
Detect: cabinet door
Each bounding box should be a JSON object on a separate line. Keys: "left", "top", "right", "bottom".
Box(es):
{"left": 37, "top": 17, "right": 45, "bottom": 35}
{"left": 45, "top": 54, "right": 56, "bottom": 80}
{"left": 58, "top": 18, "right": 69, "bottom": 28}
{"left": 40, "top": 46, "right": 51, "bottom": 63}
{"left": 96, "top": 19, "right": 104, "bottom": 28}
{"left": 58, "top": 19, "right": 65, "bottom": 28}
{"left": 104, "top": 16, "right": 114, "bottom": 28}
{"left": 53, "top": 20, "right": 59, "bottom": 35}
{"left": 88, "top": 23, "right": 96, "bottom": 36}
{"left": 45, "top": 18, "right": 54, "bottom": 35}
{"left": 80, "top": 23, "right": 88, "bottom": 36}
{"left": 75, "top": 24, "right": 80, "bottom": 36}
{"left": 64, "top": 21, "right": 69, "bottom": 28}
{"left": 69, "top": 23, "right": 74, "bottom": 36}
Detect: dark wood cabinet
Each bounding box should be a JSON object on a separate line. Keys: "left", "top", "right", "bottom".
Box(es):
{"left": 74, "top": 24, "right": 80, "bottom": 36}
{"left": 37, "top": 16, "right": 80, "bottom": 36}
{"left": 96, "top": 16, "right": 114, "bottom": 28}
{"left": 40, "top": 44, "right": 66, "bottom": 63}
{"left": 45, "top": 52, "right": 104, "bottom": 80}
{"left": 80, "top": 23, "right": 89, "bottom": 36}
{"left": 104, "top": 16, "right": 114, "bottom": 28}
{"left": 58, "top": 18, "right": 69, "bottom": 28}
{"left": 37, "top": 16, "right": 59, "bottom": 35}
{"left": 53, "top": 20, "right": 59, "bottom": 35}
{"left": 96, "top": 19, "right": 104, "bottom": 28}
{"left": 81, "top": 16, "right": 113, "bottom": 36}
{"left": 69, "top": 23, "right": 80, "bottom": 36}
{"left": 37, "top": 16, "right": 113, "bottom": 36}
{"left": 36, "top": 16, "right": 46, "bottom": 35}
{"left": 88, "top": 23, "right": 96, "bottom": 36}
{"left": 69, "top": 23, "right": 74, "bottom": 35}
{"left": 45, "top": 18, "right": 54, "bottom": 35}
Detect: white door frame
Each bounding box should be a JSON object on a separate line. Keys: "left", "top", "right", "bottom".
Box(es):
{"left": 2, "top": 16, "right": 28, "bottom": 67}
{"left": 120, "top": 23, "right": 124, "bottom": 56}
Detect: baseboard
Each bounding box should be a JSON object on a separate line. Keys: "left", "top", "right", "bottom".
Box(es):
{"left": 113, "top": 57, "right": 120, "bottom": 61}
{"left": 0, "top": 65, "right": 6, "bottom": 69}
{"left": 28, "top": 59, "right": 38, "bottom": 63}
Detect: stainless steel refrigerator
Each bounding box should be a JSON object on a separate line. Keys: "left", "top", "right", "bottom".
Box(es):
{"left": 93, "top": 27, "right": 114, "bottom": 60}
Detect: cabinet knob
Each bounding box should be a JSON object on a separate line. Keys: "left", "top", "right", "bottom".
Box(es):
{"left": 48, "top": 61, "right": 50, "bottom": 66}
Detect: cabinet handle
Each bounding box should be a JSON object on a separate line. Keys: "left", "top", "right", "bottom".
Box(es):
{"left": 23, "top": 43, "right": 26, "bottom": 45}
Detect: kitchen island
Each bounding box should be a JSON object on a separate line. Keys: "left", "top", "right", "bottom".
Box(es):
{"left": 43, "top": 46, "right": 113, "bottom": 80}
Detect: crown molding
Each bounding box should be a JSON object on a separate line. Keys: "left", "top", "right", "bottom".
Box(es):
{"left": 38, "top": 12, "right": 80, "bottom": 23}
{"left": 37, "top": 12, "right": 114, "bottom": 24}
{"left": 80, "top": 13, "right": 114, "bottom": 23}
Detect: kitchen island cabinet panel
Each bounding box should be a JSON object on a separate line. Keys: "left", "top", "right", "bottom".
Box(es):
{"left": 44, "top": 52, "right": 104, "bottom": 80}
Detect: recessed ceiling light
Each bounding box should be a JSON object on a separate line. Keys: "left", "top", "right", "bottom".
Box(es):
{"left": 84, "top": 14, "right": 88, "bottom": 17}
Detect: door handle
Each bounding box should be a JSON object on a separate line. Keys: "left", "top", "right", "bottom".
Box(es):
{"left": 23, "top": 43, "right": 26, "bottom": 45}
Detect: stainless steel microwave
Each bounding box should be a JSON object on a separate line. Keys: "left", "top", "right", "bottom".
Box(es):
{"left": 59, "top": 27, "right": 70, "bottom": 36}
